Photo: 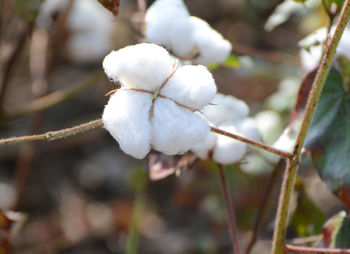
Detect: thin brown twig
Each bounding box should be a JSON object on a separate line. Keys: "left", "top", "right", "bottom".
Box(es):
{"left": 285, "top": 245, "right": 350, "bottom": 254}
{"left": 232, "top": 44, "right": 297, "bottom": 64}
{"left": 210, "top": 127, "right": 293, "bottom": 159}
{"left": 0, "top": 71, "right": 103, "bottom": 121}
{"left": 244, "top": 159, "right": 285, "bottom": 254}
{"left": 218, "top": 164, "right": 241, "bottom": 254}
{"left": 0, "top": 23, "right": 33, "bottom": 113}
{"left": 0, "top": 119, "right": 103, "bottom": 145}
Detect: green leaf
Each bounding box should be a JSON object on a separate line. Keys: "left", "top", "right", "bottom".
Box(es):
{"left": 321, "top": 211, "right": 350, "bottom": 248}
{"left": 207, "top": 55, "right": 240, "bottom": 71}
{"left": 222, "top": 54, "right": 241, "bottom": 68}
{"left": 291, "top": 178, "right": 326, "bottom": 236}
{"left": 306, "top": 68, "right": 350, "bottom": 208}
{"left": 323, "top": 0, "right": 345, "bottom": 16}
{"left": 337, "top": 55, "right": 350, "bottom": 90}
{"left": 335, "top": 216, "right": 350, "bottom": 248}
{"left": 322, "top": 211, "right": 346, "bottom": 247}
{"left": 13, "top": 0, "right": 42, "bottom": 23}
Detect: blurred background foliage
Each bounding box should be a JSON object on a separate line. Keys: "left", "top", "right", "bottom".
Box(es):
{"left": 0, "top": 0, "right": 349, "bottom": 253}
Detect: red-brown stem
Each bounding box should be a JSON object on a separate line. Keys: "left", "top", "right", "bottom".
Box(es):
{"left": 210, "top": 127, "right": 293, "bottom": 159}
{"left": 245, "top": 159, "right": 285, "bottom": 254}
{"left": 218, "top": 164, "right": 241, "bottom": 254}
{"left": 285, "top": 245, "right": 350, "bottom": 254}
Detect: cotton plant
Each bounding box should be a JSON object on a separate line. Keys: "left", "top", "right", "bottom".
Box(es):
{"left": 102, "top": 43, "right": 217, "bottom": 159}
{"left": 191, "top": 94, "right": 261, "bottom": 165}
{"left": 299, "top": 26, "right": 350, "bottom": 73}
{"left": 144, "top": 0, "right": 232, "bottom": 65}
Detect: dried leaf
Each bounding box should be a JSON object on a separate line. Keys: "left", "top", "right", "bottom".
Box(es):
{"left": 97, "top": 0, "right": 120, "bottom": 16}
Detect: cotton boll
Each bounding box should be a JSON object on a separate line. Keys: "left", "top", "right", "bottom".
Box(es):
{"left": 151, "top": 98, "right": 210, "bottom": 155}
{"left": 161, "top": 65, "right": 217, "bottom": 110}
{"left": 102, "top": 44, "right": 175, "bottom": 91}
{"left": 255, "top": 111, "right": 283, "bottom": 144}
{"left": 202, "top": 94, "right": 249, "bottom": 125}
{"left": 191, "top": 131, "right": 217, "bottom": 160}
{"left": 299, "top": 26, "right": 350, "bottom": 73}
{"left": 67, "top": 0, "right": 113, "bottom": 63}
{"left": 145, "top": 0, "right": 195, "bottom": 58}
{"left": 235, "top": 118, "right": 261, "bottom": 142}
{"left": 212, "top": 124, "right": 247, "bottom": 165}
{"left": 103, "top": 90, "right": 152, "bottom": 159}
{"left": 190, "top": 17, "right": 232, "bottom": 65}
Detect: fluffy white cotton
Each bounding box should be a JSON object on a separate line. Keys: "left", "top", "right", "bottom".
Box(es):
{"left": 212, "top": 124, "right": 247, "bottom": 165}
{"left": 202, "top": 93, "right": 249, "bottom": 125}
{"left": 102, "top": 43, "right": 217, "bottom": 159}
{"left": 191, "top": 131, "right": 216, "bottom": 160}
{"left": 67, "top": 0, "right": 114, "bottom": 63}
{"left": 151, "top": 98, "right": 210, "bottom": 155}
{"left": 191, "top": 93, "right": 260, "bottom": 165}
{"left": 103, "top": 44, "right": 175, "bottom": 91}
{"left": 161, "top": 65, "right": 217, "bottom": 110}
{"left": 103, "top": 90, "right": 153, "bottom": 159}
{"left": 299, "top": 26, "right": 350, "bottom": 73}
{"left": 145, "top": 0, "right": 195, "bottom": 58}
{"left": 190, "top": 17, "right": 232, "bottom": 65}
{"left": 144, "top": 0, "right": 232, "bottom": 65}
{"left": 255, "top": 111, "right": 283, "bottom": 144}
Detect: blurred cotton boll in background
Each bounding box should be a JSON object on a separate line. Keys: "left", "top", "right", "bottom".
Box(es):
{"left": 144, "top": 0, "right": 232, "bottom": 65}
{"left": 37, "top": 0, "right": 115, "bottom": 63}
{"left": 191, "top": 93, "right": 261, "bottom": 165}
{"left": 299, "top": 26, "right": 350, "bottom": 74}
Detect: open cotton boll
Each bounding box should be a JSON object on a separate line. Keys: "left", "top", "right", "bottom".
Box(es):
{"left": 190, "top": 17, "right": 232, "bottom": 65}
{"left": 151, "top": 98, "right": 210, "bottom": 155}
{"left": 145, "top": 0, "right": 195, "bottom": 58}
{"left": 202, "top": 93, "right": 249, "bottom": 125}
{"left": 161, "top": 65, "right": 216, "bottom": 110}
{"left": 191, "top": 131, "right": 217, "bottom": 160}
{"left": 212, "top": 124, "right": 247, "bottom": 165}
{"left": 103, "top": 43, "right": 175, "bottom": 91}
{"left": 103, "top": 90, "right": 153, "bottom": 159}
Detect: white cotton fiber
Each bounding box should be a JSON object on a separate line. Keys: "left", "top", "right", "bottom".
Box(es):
{"left": 202, "top": 93, "right": 249, "bottom": 125}
{"left": 151, "top": 98, "right": 210, "bottom": 155}
{"left": 255, "top": 111, "right": 283, "bottom": 144}
{"left": 212, "top": 124, "right": 247, "bottom": 165}
{"left": 67, "top": 0, "right": 113, "bottom": 63}
{"left": 299, "top": 26, "right": 350, "bottom": 73}
{"left": 102, "top": 43, "right": 175, "bottom": 91}
{"left": 161, "top": 65, "right": 217, "bottom": 110}
{"left": 145, "top": 0, "right": 195, "bottom": 58}
{"left": 190, "top": 17, "right": 232, "bottom": 65}
{"left": 103, "top": 90, "right": 152, "bottom": 159}
{"left": 235, "top": 118, "right": 261, "bottom": 142}
{"left": 191, "top": 131, "right": 216, "bottom": 160}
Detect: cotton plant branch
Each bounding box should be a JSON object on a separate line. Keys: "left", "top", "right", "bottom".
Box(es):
{"left": 0, "top": 119, "right": 104, "bottom": 145}
{"left": 0, "top": 118, "right": 292, "bottom": 159}
{"left": 210, "top": 127, "right": 292, "bottom": 158}
{"left": 218, "top": 164, "right": 241, "bottom": 254}
{"left": 0, "top": 23, "right": 33, "bottom": 113}
{"left": 285, "top": 245, "right": 350, "bottom": 254}
{"left": 271, "top": 1, "right": 350, "bottom": 254}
